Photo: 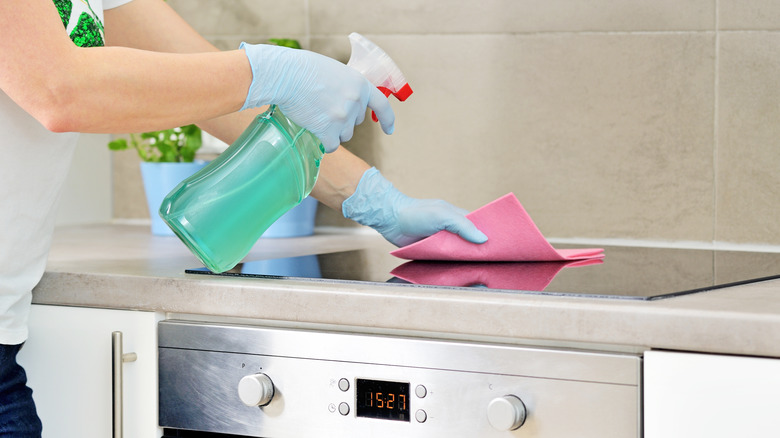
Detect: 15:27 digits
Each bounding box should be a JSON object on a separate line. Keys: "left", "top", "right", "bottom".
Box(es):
{"left": 364, "top": 390, "right": 407, "bottom": 410}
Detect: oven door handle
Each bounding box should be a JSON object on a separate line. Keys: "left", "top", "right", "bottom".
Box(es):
{"left": 112, "top": 331, "right": 138, "bottom": 438}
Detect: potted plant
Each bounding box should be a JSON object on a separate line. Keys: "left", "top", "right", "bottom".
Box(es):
{"left": 108, "top": 125, "right": 207, "bottom": 235}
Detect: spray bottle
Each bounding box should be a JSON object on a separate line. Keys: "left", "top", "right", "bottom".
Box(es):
{"left": 159, "top": 33, "right": 412, "bottom": 273}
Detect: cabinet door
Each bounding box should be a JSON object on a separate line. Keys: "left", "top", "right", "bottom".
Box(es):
{"left": 644, "top": 350, "right": 780, "bottom": 437}
{"left": 17, "top": 305, "right": 163, "bottom": 438}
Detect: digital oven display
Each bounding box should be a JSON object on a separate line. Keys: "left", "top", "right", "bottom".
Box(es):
{"left": 355, "top": 379, "right": 410, "bottom": 422}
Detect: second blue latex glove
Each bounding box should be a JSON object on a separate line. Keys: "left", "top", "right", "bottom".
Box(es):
{"left": 239, "top": 42, "right": 395, "bottom": 153}
{"left": 342, "top": 168, "right": 488, "bottom": 248}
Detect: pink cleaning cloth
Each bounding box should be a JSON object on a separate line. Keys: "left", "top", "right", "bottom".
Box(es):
{"left": 391, "top": 193, "right": 604, "bottom": 262}
{"left": 391, "top": 259, "right": 602, "bottom": 291}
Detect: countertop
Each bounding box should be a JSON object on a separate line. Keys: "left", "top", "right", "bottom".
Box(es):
{"left": 34, "top": 224, "right": 780, "bottom": 358}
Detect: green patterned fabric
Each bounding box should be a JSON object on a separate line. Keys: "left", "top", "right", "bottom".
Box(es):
{"left": 70, "top": 12, "right": 104, "bottom": 47}
{"left": 52, "top": 0, "right": 72, "bottom": 28}
{"left": 52, "top": 0, "right": 105, "bottom": 47}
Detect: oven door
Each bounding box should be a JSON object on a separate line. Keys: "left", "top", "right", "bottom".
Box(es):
{"left": 159, "top": 320, "right": 641, "bottom": 437}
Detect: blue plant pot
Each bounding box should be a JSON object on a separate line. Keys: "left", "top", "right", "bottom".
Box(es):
{"left": 261, "top": 196, "right": 319, "bottom": 238}
{"left": 140, "top": 161, "right": 208, "bottom": 236}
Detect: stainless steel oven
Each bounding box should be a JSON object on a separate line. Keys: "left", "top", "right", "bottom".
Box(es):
{"left": 158, "top": 320, "right": 641, "bottom": 437}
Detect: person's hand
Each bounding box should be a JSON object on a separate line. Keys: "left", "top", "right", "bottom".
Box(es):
{"left": 239, "top": 43, "right": 395, "bottom": 153}
{"left": 342, "top": 168, "right": 488, "bottom": 247}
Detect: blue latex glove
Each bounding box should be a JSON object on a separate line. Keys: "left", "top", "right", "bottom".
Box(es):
{"left": 342, "top": 168, "right": 488, "bottom": 247}
{"left": 239, "top": 42, "right": 395, "bottom": 153}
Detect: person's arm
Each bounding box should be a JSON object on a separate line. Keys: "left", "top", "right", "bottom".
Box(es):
{"left": 1, "top": 0, "right": 391, "bottom": 149}
{"left": 0, "top": 0, "right": 250, "bottom": 134}
{"left": 103, "top": 0, "right": 259, "bottom": 140}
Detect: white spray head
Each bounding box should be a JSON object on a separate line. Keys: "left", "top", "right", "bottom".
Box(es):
{"left": 347, "top": 32, "right": 413, "bottom": 102}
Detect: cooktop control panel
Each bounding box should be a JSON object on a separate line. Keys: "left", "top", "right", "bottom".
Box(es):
{"left": 159, "top": 320, "right": 640, "bottom": 438}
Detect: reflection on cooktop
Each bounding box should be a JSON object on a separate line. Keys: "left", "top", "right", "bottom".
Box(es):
{"left": 185, "top": 245, "right": 780, "bottom": 300}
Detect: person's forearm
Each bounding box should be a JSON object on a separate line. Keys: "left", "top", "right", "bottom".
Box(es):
{"left": 48, "top": 47, "right": 250, "bottom": 133}
{"left": 310, "top": 147, "right": 371, "bottom": 212}
{"left": 104, "top": 0, "right": 259, "bottom": 142}
{"left": 0, "top": 0, "right": 251, "bottom": 134}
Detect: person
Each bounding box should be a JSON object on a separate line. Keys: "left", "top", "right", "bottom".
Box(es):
{"left": 0, "top": 0, "right": 487, "bottom": 435}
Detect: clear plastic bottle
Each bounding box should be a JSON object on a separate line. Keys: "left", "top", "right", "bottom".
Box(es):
{"left": 159, "top": 33, "right": 412, "bottom": 273}
{"left": 159, "top": 106, "right": 323, "bottom": 272}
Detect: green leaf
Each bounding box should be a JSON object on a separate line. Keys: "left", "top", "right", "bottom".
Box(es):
{"left": 180, "top": 148, "right": 195, "bottom": 162}
{"left": 179, "top": 125, "right": 202, "bottom": 163}
{"left": 107, "top": 138, "right": 128, "bottom": 151}
{"left": 156, "top": 141, "right": 175, "bottom": 158}
{"left": 268, "top": 38, "right": 301, "bottom": 49}
{"left": 181, "top": 124, "right": 200, "bottom": 136}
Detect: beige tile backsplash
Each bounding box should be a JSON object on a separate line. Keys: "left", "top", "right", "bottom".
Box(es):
{"left": 112, "top": 0, "right": 780, "bottom": 246}
{"left": 720, "top": 0, "right": 780, "bottom": 30}
{"left": 717, "top": 32, "right": 780, "bottom": 243}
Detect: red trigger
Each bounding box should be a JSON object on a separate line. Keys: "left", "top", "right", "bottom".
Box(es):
{"left": 372, "top": 85, "right": 413, "bottom": 122}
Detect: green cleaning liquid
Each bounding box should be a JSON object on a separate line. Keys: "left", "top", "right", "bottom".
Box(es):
{"left": 159, "top": 105, "right": 324, "bottom": 273}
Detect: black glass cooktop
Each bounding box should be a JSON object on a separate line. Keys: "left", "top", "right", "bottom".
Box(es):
{"left": 185, "top": 245, "right": 780, "bottom": 300}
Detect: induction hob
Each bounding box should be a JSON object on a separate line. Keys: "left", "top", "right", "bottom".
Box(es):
{"left": 185, "top": 244, "right": 780, "bottom": 300}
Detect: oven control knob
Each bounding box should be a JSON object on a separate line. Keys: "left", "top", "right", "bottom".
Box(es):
{"left": 238, "top": 373, "right": 275, "bottom": 407}
{"left": 487, "top": 395, "right": 527, "bottom": 431}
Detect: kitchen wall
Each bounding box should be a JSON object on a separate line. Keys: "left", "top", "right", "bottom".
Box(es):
{"left": 111, "top": 0, "right": 780, "bottom": 246}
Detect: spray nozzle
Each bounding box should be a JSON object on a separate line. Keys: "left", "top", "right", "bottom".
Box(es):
{"left": 346, "top": 32, "right": 413, "bottom": 121}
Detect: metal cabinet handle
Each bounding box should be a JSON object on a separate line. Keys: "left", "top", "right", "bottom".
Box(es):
{"left": 112, "top": 331, "right": 137, "bottom": 438}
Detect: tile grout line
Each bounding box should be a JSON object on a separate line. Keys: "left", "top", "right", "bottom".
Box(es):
{"left": 713, "top": 0, "right": 721, "bottom": 280}
{"left": 303, "top": 0, "right": 311, "bottom": 49}
{"left": 713, "top": 0, "right": 721, "bottom": 248}
{"left": 205, "top": 30, "right": 780, "bottom": 42}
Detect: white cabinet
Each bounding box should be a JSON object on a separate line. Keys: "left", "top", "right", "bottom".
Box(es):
{"left": 17, "top": 305, "right": 163, "bottom": 438}
{"left": 644, "top": 350, "right": 780, "bottom": 437}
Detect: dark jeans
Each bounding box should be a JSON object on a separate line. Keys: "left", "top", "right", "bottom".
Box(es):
{"left": 0, "top": 344, "right": 42, "bottom": 437}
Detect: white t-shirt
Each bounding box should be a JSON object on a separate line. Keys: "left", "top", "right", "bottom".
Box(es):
{"left": 0, "top": 0, "right": 133, "bottom": 345}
